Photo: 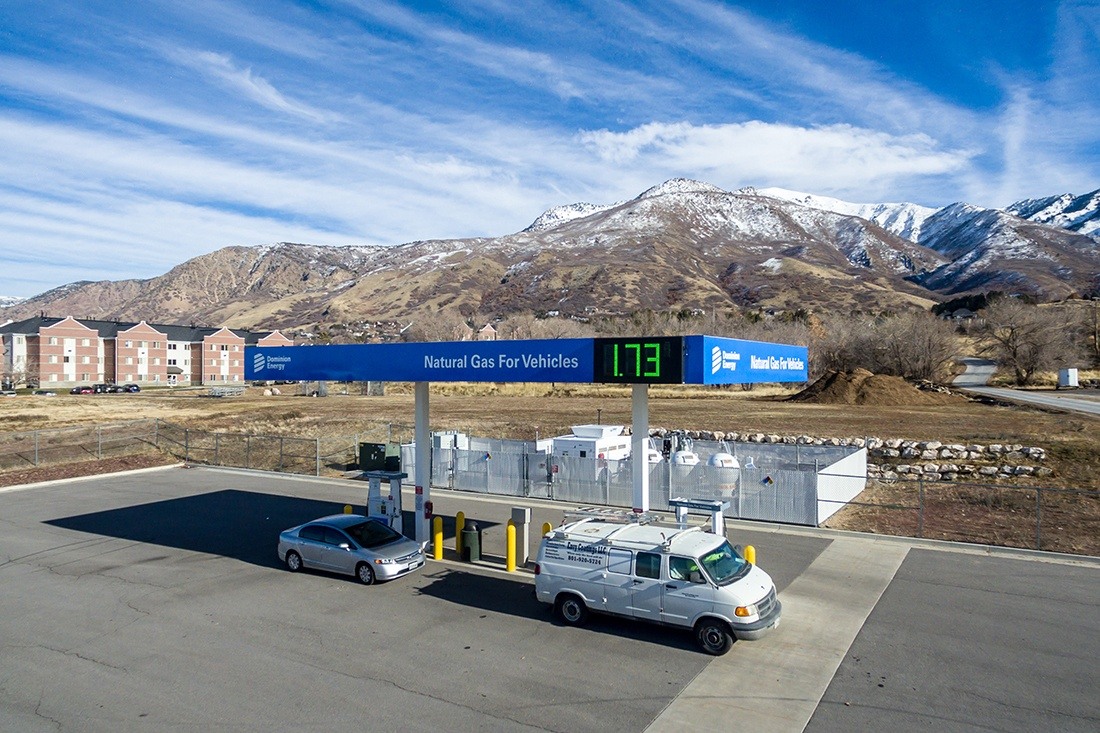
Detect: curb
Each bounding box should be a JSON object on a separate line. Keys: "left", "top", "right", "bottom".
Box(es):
{"left": 0, "top": 462, "right": 184, "bottom": 495}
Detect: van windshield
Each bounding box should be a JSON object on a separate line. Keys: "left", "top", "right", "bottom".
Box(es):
{"left": 699, "top": 541, "right": 751, "bottom": 585}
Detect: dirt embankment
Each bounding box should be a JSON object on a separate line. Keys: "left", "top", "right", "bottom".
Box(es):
{"left": 787, "top": 369, "right": 964, "bottom": 406}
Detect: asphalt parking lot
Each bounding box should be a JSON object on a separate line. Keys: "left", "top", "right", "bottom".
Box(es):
{"left": 1, "top": 466, "right": 1097, "bottom": 732}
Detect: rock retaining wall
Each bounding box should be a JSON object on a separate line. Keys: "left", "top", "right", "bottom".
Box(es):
{"left": 642, "top": 427, "right": 1052, "bottom": 482}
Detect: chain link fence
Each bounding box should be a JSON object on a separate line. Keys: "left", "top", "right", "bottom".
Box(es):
{"left": 821, "top": 476, "right": 1100, "bottom": 555}
{"left": 1, "top": 420, "right": 1095, "bottom": 555}
{"left": 0, "top": 419, "right": 163, "bottom": 471}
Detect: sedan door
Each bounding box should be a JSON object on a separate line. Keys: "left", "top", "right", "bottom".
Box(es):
{"left": 296, "top": 525, "right": 329, "bottom": 569}
{"left": 318, "top": 527, "right": 358, "bottom": 575}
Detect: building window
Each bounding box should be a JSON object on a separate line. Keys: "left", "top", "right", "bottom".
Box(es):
{"left": 48, "top": 355, "right": 57, "bottom": 364}
{"left": 63, "top": 356, "right": 70, "bottom": 363}
{"left": 153, "top": 374, "right": 160, "bottom": 382}
{"left": 125, "top": 340, "right": 132, "bottom": 348}
{"left": 125, "top": 357, "right": 133, "bottom": 365}
{"left": 232, "top": 344, "right": 239, "bottom": 351}
{"left": 168, "top": 359, "right": 176, "bottom": 366}
{"left": 168, "top": 343, "right": 177, "bottom": 350}
{"left": 15, "top": 336, "right": 22, "bottom": 344}
{"left": 220, "top": 344, "right": 229, "bottom": 351}
{"left": 48, "top": 337, "right": 58, "bottom": 346}
{"left": 82, "top": 356, "right": 90, "bottom": 364}
{"left": 153, "top": 357, "right": 160, "bottom": 366}
{"left": 152, "top": 341, "right": 160, "bottom": 349}
{"left": 81, "top": 338, "right": 90, "bottom": 347}
{"left": 49, "top": 374, "right": 58, "bottom": 382}
{"left": 138, "top": 357, "right": 145, "bottom": 365}
{"left": 232, "top": 374, "right": 239, "bottom": 381}
{"left": 139, "top": 341, "right": 146, "bottom": 348}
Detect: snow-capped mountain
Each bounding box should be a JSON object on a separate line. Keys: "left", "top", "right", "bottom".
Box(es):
{"left": 524, "top": 201, "right": 618, "bottom": 232}
{"left": 0, "top": 295, "right": 25, "bottom": 308}
{"left": 908, "top": 202, "right": 1098, "bottom": 297}
{"left": 4, "top": 179, "right": 1097, "bottom": 330}
{"left": 753, "top": 187, "right": 937, "bottom": 242}
{"left": 1006, "top": 189, "right": 1100, "bottom": 237}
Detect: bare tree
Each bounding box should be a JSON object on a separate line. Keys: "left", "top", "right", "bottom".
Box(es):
{"left": 400, "top": 311, "right": 471, "bottom": 342}
{"left": 873, "top": 311, "right": 959, "bottom": 381}
{"left": 979, "top": 298, "right": 1084, "bottom": 385}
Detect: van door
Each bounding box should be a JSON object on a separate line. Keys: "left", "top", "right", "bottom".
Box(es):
{"left": 629, "top": 551, "right": 663, "bottom": 621}
{"left": 601, "top": 548, "right": 634, "bottom": 615}
{"left": 661, "top": 555, "right": 714, "bottom": 627}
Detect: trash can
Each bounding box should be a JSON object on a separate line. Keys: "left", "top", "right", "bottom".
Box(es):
{"left": 461, "top": 521, "right": 480, "bottom": 562}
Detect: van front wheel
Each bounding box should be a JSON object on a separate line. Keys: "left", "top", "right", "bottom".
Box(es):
{"left": 555, "top": 594, "right": 589, "bottom": 626}
{"left": 695, "top": 619, "right": 734, "bottom": 655}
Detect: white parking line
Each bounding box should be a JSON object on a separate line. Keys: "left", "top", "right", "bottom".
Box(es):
{"left": 646, "top": 538, "right": 909, "bottom": 733}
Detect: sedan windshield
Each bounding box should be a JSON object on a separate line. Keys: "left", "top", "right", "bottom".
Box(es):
{"left": 699, "top": 540, "right": 751, "bottom": 585}
{"left": 344, "top": 520, "right": 403, "bottom": 549}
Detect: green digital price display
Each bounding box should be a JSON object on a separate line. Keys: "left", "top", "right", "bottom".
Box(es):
{"left": 593, "top": 337, "right": 684, "bottom": 384}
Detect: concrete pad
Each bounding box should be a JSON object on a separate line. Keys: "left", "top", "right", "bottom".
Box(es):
{"left": 646, "top": 537, "right": 909, "bottom": 732}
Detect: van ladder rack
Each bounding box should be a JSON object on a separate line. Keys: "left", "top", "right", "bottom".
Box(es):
{"left": 562, "top": 506, "right": 659, "bottom": 525}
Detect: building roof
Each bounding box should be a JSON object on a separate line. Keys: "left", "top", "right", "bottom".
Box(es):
{"left": 0, "top": 315, "right": 286, "bottom": 344}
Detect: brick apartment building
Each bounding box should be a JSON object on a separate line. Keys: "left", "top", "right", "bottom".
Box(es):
{"left": 0, "top": 316, "right": 292, "bottom": 388}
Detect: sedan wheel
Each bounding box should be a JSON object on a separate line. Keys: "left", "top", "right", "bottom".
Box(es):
{"left": 285, "top": 551, "right": 302, "bottom": 572}
{"left": 356, "top": 562, "right": 376, "bottom": 585}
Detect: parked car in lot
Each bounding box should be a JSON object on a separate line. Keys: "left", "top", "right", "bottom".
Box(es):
{"left": 0, "top": 390, "right": 16, "bottom": 397}
{"left": 32, "top": 390, "right": 57, "bottom": 397}
{"left": 121, "top": 383, "right": 141, "bottom": 393}
{"left": 278, "top": 514, "right": 425, "bottom": 585}
{"left": 69, "top": 386, "right": 94, "bottom": 394}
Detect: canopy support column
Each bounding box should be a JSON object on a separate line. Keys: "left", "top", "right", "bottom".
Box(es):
{"left": 631, "top": 383, "right": 649, "bottom": 513}
{"left": 414, "top": 381, "right": 430, "bottom": 545}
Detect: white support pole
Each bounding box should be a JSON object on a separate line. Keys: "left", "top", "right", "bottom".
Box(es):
{"left": 414, "top": 381, "right": 431, "bottom": 546}
{"left": 631, "top": 383, "right": 649, "bottom": 513}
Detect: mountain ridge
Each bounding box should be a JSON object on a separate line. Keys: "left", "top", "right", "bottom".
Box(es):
{"left": 3, "top": 180, "right": 1097, "bottom": 332}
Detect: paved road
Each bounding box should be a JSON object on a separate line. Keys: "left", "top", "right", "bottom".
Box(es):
{"left": 954, "top": 357, "right": 1100, "bottom": 417}
{"left": 2, "top": 466, "right": 1098, "bottom": 732}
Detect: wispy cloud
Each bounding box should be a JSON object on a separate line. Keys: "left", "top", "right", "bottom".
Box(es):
{"left": 169, "top": 48, "right": 339, "bottom": 123}
{"left": 0, "top": 0, "right": 1095, "bottom": 298}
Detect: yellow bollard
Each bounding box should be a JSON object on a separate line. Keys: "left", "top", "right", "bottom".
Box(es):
{"left": 432, "top": 516, "right": 443, "bottom": 560}
{"left": 506, "top": 520, "right": 516, "bottom": 572}
{"left": 542, "top": 521, "right": 552, "bottom": 537}
{"left": 456, "top": 511, "right": 465, "bottom": 557}
{"left": 343, "top": 504, "right": 352, "bottom": 514}
{"left": 744, "top": 545, "right": 756, "bottom": 565}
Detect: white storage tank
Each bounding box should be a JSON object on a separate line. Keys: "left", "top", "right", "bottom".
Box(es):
{"left": 670, "top": 450, "right": 699, "bottom": 465}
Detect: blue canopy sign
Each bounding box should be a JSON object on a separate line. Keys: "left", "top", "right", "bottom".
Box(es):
{"left": 246, "top": 335, "right": 808, "bottom": 385}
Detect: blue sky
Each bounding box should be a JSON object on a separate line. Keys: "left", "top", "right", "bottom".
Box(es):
{"left": 0, "top": 0, "right": 1097, "bottom": 299}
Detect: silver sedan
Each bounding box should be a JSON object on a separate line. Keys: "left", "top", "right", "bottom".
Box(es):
{"left": 277, "top": 514, "right": 425, "bottom": 585}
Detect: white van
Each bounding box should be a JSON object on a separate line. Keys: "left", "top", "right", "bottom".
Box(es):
{"left": 534, "top": 516, "right": 781, "bottom": 655}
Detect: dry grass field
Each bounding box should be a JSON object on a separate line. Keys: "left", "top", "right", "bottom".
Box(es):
{"left": 2, "top": 381, "right": 1097, "bottom": 554}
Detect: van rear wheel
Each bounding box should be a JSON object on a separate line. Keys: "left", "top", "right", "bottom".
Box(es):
{"left": 695, "top": 619, "right": 734, "bottom": 655}
{"left": 555, "top": 594, "right": 589, "bottom": 626}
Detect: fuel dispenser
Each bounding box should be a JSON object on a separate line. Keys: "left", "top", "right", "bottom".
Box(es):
{"left": 365, "top": 470, "right": 407, "bottom": 535}
{"left": 669, "top": 497, "right": 730, "bottom": 535}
